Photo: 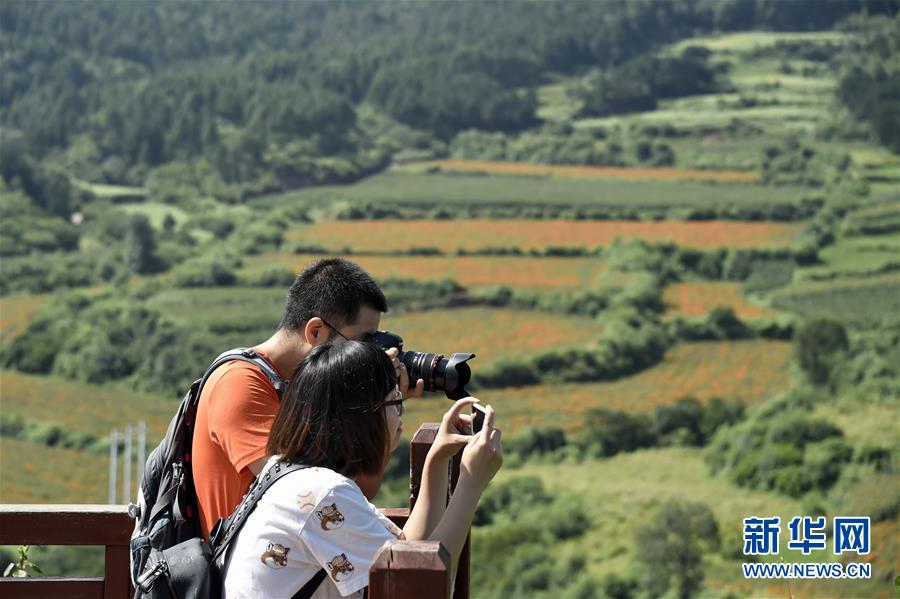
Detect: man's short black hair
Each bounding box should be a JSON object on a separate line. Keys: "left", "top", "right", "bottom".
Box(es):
{"left": 279, "top": 258, "right": 388, "bottom": 331}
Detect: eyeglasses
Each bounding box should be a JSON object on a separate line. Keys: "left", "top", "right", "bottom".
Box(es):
{"left": 319, "top": 316, "right": 377, "bottom": 344}
{"left": 319, "top": 316, "right": 351, "bottom": 342}
{"left": 380, "top": 386, "right": 405, "bottom": 416}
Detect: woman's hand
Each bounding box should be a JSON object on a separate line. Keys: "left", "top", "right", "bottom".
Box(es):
{"left": 429, "top": 396, "right": 480, "bottom": 462}
{"left": 460, "top": 404, "right": 502, "bottom": 490}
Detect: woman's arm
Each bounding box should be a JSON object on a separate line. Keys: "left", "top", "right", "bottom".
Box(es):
{"left": 401, "top": 397, "right": 477, "bottom": 540}
{"left": 401, "top": 452, "right": 451, "bottom": 540}
{"left": 426, "top": 406, "right": 503, "bottom": 575}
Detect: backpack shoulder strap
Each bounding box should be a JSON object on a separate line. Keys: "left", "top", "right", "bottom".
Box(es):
{"left": 200, "top": 347, "right": 287, "bottom": 400}
{"left": 210, "top": 460, "right": 327, "bottom": 598}
{"left": 211, "top": 460, "right": 308, "bottom": 561}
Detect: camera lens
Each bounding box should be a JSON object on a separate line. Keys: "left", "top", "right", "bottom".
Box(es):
{"left": 369, "top": 331, "right": 475, "bottom": 400}
{"left": 400, "top": 351, "right": 475, "bottom": 400}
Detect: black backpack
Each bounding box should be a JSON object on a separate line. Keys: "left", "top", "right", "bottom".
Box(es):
{"left": 134, "top": 459, "right": 327, "bottom": 599}
{"left": 129, "top": 348, "right": 286, "bottom": 593}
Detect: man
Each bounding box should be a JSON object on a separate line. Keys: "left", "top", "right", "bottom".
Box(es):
{"left": 192, "top": 258, "right": 424, "bottom": 538}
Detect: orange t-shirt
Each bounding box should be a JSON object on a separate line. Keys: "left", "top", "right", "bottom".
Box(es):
{"left": 192, "top": 350, "right": 286, "bottom": 539}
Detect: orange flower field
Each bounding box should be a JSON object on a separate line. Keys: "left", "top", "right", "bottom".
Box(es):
{"left": 380, "top": 307, "right": 605, "bottom": 367}
{"left": 426, "top": 159, "right": 762, "bottom": 184}
{"left": 401, "top": 340, "right": 793, "bottom": 436}
{"left": 244, "top": 253, "right": 607, "bottom": 291}
{"left": 663, "top": 282, "right": 778, "bottom": 319}
{"left": 286, "top": 219, "right": 803, "bottom": 253}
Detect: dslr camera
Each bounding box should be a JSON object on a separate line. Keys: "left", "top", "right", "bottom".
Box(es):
{"left": 369, "top": 331, "right": 475, "bottom": 400}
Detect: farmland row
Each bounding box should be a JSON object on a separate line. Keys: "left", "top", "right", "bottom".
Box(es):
{"left": 284, "top": 219, "right": 805, "bottom": 253}
{"left": 258, "top": 172, "right": 813, "bottom": 214}
{"left": 662, "top": 282, "right": 778, "bottom": 319}
{"left": 417, "top": 159, "right": 762, "bottom": 183}
{"left": 402, "top": 340, "right": 794, "bottom": 434}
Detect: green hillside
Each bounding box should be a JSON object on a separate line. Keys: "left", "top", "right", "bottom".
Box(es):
{"left": 1, "top": 2, "right": 898, "bottom": 597}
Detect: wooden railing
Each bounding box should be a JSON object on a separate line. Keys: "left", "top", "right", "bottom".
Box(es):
{"left": 0, "top": 423, "right": 469, "bottom": 599}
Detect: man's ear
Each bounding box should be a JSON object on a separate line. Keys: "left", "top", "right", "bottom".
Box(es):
{"left": 304, "top": 317, "right": 329, "bottom": 346}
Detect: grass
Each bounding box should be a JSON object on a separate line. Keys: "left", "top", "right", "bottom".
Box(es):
{"left": 115, "top": 202, "right": 193, "bottom": 230}
{"left": 72, "top": 179, "right": 147, "bottom": 201}
{"left": 0, "top": 293, "right": 51, "bottom": 345}
{"left": 0, "top": 370, "right": 173, "bottom": 441}
{"left": 488, "top": 446, "right": 897, "bottom": 599}
{"left": 261, "top": 171, "right": 813, "bottom": 212}
{"left": 146, "top": 287, "right": 285, "bottom": 334}
{"left": 401, "top": 340, "right": 794, "bottom": 435}
{"left": 282, "top": 219, "right": 806, "bottom": 253}
{"left": 242, "top": 253, "right": 608, "bottom": 292}
{"left": 663, "top": 282, "right": 779, "bottom": 319}
{"left": 796, "top": 233, "right": 900, "bottom": 281}
{"left": 770, "top": 273, "right": 900, "bottom": 321}
{"left": 413, "top": 159, "right": 761, "bottom": 183}
{"left": 670, "top": 31, "right": 851, "bottom": 53}
{"left": 0, "top": 437, "right": 109, "bottom": 503}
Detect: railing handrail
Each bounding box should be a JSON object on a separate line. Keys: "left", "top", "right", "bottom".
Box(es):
{"left": 0, "top": 422, "right": 468, "bottom": 599}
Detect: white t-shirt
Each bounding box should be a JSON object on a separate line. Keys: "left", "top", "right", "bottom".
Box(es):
{"left": 222, "top": 456, "right": 402, "bottom": 599}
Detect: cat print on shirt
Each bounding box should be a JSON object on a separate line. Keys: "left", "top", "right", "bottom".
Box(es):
{"left": 260, "top": 542, "right": 290, "bottom": 568}
{"left": 326, "top": 553, "right": 355, "bottom": 581}
{"left": 315, "top": 503, "right": 345, "bottom": 530}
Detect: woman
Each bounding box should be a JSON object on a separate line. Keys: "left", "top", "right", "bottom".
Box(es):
{"left": 222, "top": 340, "right": 503, "bottom": 598}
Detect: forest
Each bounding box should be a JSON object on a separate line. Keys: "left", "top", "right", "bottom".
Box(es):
{"left": 1, "top": 1, "right": 899, "bottom": 597}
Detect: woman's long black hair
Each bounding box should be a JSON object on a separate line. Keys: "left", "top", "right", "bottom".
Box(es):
{"left": 268, "top": 341, "right": 397, "bottom": 477}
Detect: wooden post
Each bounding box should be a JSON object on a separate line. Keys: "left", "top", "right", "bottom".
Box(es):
{"left": 409, "top": 423, "right": 470, "bottom": 599}
{"left": 409, "top": 423, "right": 439, "bottom": 510}
{"left": 369, "top": 540, "right": 450, "bottom": 599}
{"left": 449, "top": 451, "right": 470, "bottom": 599}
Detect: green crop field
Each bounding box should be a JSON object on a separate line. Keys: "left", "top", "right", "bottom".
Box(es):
{"left": 770, "top": 273, "right": 900, "bottom": 320}
{"left": 258, "top": 171, "right": 812, "bottom": 213}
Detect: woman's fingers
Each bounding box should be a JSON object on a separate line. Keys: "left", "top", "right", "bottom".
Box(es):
{"left": 445, "top": 396, "right": 479, "bottom": 423}
{"left": 482, "top": 404, "right": 495, "bottom": 434}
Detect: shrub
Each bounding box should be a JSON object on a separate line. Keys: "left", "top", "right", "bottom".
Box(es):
{"left": 795, "top": 319, "right": 849, "bottom": 390}
{"left": 171, "top": 257, "right": 238, "bottom": 287}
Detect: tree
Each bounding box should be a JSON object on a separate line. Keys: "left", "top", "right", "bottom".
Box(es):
{"left": 795, "top": 319, "right": 849, "bottom": 391}
{"left": 635, "top": 501, "right": 719, "bottom": 599}
{"left": 123, "top": 214, "right": 162, "bottom": 274}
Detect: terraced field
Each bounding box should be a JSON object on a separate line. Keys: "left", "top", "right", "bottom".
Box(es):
{"left": 0, "top": 293, "right": 51, "bottom": 345}
{"left": 381, "top": 307, "right": 604, "bottom": 368}
{"left": 0, "top": 371, "right": 173, "bottom": 441}
{"left": 662, "top": 282, "right": 778, "bottom": 319}
{"left": 1, "top": 437, "right": 109, "bottom": 503}
{"left": 243, "top": 253, "right": 607, "bottom": 292}
{"left": 770, "top": 273, "right": 900, "bottom": 320}
{"left": 420, "top": 159, "right": 761, "bottom": 183}
{"left": 261, "top": 171, "right": 812, "bottom": 213}
{"left": 284, "top": 219, "right": 805, "bottom": 253}
{"left": 402, "top": 340, "right": 794, "bottom": 435}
